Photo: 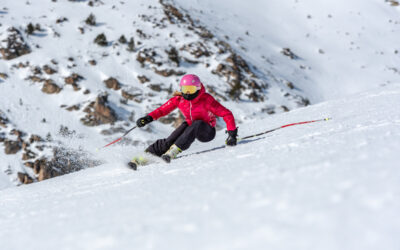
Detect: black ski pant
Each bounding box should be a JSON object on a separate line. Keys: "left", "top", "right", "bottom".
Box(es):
{"left": 146, "top": 120, "right": 216, "bottom": 157}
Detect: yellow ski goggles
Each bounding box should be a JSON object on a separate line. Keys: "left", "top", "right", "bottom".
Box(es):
{"left": 181, "top": 85, "right": 198, "bottom": 94}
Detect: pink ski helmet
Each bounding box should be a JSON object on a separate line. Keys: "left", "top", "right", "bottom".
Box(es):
{"left": 179, "top": 74, "right": 201, "bottom": 87}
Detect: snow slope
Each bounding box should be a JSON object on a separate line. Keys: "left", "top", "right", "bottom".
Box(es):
{"left": 175, "top": 0, "right": 400, "bottom": 102}
{"left": 1, "top": 84, "right": 399, "bottom": 250}
{"left": 1, "top": 0, "right": 400, "bottom": 186}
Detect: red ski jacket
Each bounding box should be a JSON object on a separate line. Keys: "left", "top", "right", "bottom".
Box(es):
{"left": 148, "top": 84, "right": 236, "bottom": 131}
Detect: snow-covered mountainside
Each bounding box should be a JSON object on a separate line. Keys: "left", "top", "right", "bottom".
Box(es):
{"left": 0, "top": 0, "right": 315, "bottom": 186}
{"left": 0, "top": 0, "right": 400, "bottom": 248}
{"left": 1, "top": 84, "right": 399, "bottom": 250}
{"left": 0, "top": 0, "right": 399, "bottom": 186}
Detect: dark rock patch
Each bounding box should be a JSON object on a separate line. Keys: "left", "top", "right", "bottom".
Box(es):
{"left": 104, "top": 77, "right": 121, "bottom": 90}
{"left": 0, "top": 27, "right": 31, "bottom": 60}
{"left": 42, "top": 80, "right": 61, "bottom": 94}
{"left": 81, "top": 94, "right": 117, "bottom": 126}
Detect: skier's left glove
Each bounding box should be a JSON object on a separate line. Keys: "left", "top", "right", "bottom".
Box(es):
{"left": 226, "top": 128, "right": 238, "bottom": 146}
{"left": 136, "top": 115, "right": 153, "bottom": 127}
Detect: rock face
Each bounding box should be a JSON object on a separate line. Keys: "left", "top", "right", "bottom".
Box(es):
{"left": 17, "top": 172, "right": 34, "bottom": 184}
{"left": 4, "top": 140, "right": 21, "bottom": 154}
{"left": 64, "top": 73, "right": 83, "bottom": 91}
{"left": 81, "top": 94, "right": 117, "bottom": 126}
{"left": 42, "top": 80, "right": 62, "bottom": 94}
{"left": 0, "top": 27, "right": 31, "bottom": 60}
{"left": 0, "top": 111, "right": 9, "bottom": 128}
{"left": 104, "top": 77, "right": 121, "bottom": 90}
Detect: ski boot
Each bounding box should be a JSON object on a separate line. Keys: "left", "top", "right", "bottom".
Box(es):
{"left": 128, "top": 156, "right": 149, "bottom": 170}
{"left": 161, "top": 144, "right": 182, "bottom": 163}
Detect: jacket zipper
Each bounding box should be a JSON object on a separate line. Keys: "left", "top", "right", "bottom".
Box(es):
{"left": 189, "top": 101, "right": 193, "bottom": 121}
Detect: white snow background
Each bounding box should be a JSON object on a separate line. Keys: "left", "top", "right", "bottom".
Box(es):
{"left": 1, "top": 0, "right": 400, "bottom": 249}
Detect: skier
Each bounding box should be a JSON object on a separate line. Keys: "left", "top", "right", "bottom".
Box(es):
{"left": 134, "top": 74, "right": 238, "bottom": 164}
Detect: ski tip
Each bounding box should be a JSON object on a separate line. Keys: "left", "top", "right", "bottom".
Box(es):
{"left": 325, "top": 117, "right": 332, "bottom": 121}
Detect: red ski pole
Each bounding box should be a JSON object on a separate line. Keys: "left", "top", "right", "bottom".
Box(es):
{"left": 240, "top": 117, "right": 331, "bottom": 141}
{"left": 97, "top": 126, "right": 137, "bottom": 150}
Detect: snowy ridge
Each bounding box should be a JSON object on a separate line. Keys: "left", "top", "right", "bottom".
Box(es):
{"left": 1, "top": 84, "right": 399, "bottom": 250}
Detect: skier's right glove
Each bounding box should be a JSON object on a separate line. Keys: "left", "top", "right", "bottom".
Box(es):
{"left": 136, "top": 115, "right": 153, "bottom": 127}
{"left": 226, "top": 128, "right": 238, "bottom": 146}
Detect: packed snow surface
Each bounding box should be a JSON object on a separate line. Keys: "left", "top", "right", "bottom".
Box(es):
{"left": 1, "top": 84, "right": 399, "bottom": 250}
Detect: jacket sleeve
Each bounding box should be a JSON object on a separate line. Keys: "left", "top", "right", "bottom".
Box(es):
{"left": 148, "top": 97, "right": 179, "bottom": 120}
{"left": 207, "top": 95, "right": 237, "bottom": 131}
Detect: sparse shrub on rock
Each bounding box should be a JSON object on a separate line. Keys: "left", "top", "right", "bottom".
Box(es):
{"left": 281, "top": 48, "right": 299, "bottom": 60}
{"left": 94, "top": 33, "right": 108, "bottom": 46}
{"left": 153, "top": 68, "right": 185, "bottom": 77}
{"left": 127, "top": 37, "right": 135, "bottom": 52}
{"left": 118, "top": 35, "right": 127, "bottom": 44}
{"left": 160, "top": 1, "right": 185, "bottom": 24}
{"left": 166, "top": 47, "right": 179, "bottom": 66}
{"left": 0, "top": 110, "right": 9, "bottom": 128}
{"left": 25, "top": 23, "right": 42, "bottom": 35}
{"left": 121, "top": 88, "right": 143, "bottom": 103}
{"left": 0, "top": 27, "right": 31, "bottom": 60}
{"left": 43, "top": 65, "right": 57, "bottom": 75}
{"left": 85, "top": 13, "right": 96, "bottom": 26}
{"left": 137, "top": 75, "right": 150, "bottom": 83}
{"left": 180, "top": 42, "right": 211, "bottom": 58}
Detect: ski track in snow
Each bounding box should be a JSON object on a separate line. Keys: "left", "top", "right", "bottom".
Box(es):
{"left": 1, "top": 85, "right": 400, "bottom": 250}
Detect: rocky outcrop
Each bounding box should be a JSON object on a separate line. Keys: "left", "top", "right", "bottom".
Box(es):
{"left": 0, "top": 27, "right": 31, "bottom": 60}
{"left": 94, "top": 33, "right": 108, "bottom": 46}
{"left": 386, "top": 0, "right": 399, "bottom": 6}
{"left": 160, "top": 0, "right": 185, "bottom": 24}
{"left": 43, "top": 65, "right": 57, "bottom": 75}
{"left": 137, "top": 75, "right": 150, "bottom": 83}
{"left": 121, "top": 88, "right": 143, "bottom": 103}
{"left": 4, "top": 140, "right": 21, "bottom": 154}
{"left": 81, "top": 94, "right": 117, "bottom": 126}
{"left": 104, "top": 77, "right": 121, "bottom": 90}
{"left": 281, "top": 48, "right": 299, "bottom": 60}
{"left": 180, "top": 42, "right": 211, "bottom": 58}
{"left": 64, "top": 73, "right": 83, "bottom": 91}
{"left": 0, "top": 72, "right": 8, "bottom": 80}
{"left": 42, "top": 79, "right": 62, "bottom": 94}
{"left": 17, "top": 172, "right": 34, "bottom": 184}
{"left": 153, "top": 68, "right": 185, "bottom": 77}
{"left": 0, "top": 110, "right": 9, "bottom": 128}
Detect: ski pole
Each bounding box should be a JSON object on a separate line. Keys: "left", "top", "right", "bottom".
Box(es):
{"left": 97, "top": 126, "right": 137, "bottom": 150}
{"left": 179, "top": 118, "right": 332, "bottom": 159}
{"left": 239, "top": 117, "right": 331, "bottom": 141}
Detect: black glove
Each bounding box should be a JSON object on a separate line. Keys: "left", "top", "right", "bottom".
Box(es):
{"left": 226, "top": 128, "right": 238, "bottom": 146}
{"left": 136, "top": 115, "right": 153, "bottom": 127}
